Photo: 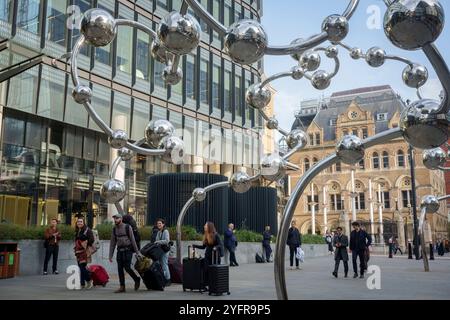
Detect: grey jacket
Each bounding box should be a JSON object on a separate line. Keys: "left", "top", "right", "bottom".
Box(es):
{"left": 333, "top": 233, "right": 349, "bottom": 262}
{"left": 109, "top": 223, "right": 139, "bottom": 260}
{"left": 155, "top": 229, "right": 170, "bottom": 246}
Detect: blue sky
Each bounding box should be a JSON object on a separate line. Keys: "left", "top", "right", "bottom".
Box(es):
{"left": 261, "top": 0, "right": 450, "bottom": 133}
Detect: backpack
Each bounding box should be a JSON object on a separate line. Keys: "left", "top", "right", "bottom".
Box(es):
{"left": 84, "top": 227, "right": 99, "bottom": 256}
{"left": 122, "top": 215, "right": 141, "bottom": 247}
{"left": 113, "top": 224, "right": 133, "bottom": 243}
{"left": 255, "top": 253, "right": 265, "bottom": 263}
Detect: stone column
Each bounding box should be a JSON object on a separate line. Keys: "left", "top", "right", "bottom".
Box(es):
{"left": 351, "top": 169, "right": 356, "bottom": 222}
{"left": 311, "top": 183, "right": 316, "bottom": 235}
{"left": 378, "top": 183, "right": 384, "bottom": 238}
{"left": 369, "top": 179, "right": 375, "bottom": 235}
{"left": 323, "top": 185, "right": 328, "bottom": 234}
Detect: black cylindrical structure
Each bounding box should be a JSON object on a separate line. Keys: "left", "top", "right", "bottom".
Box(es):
{"left": 148, "top": 173, "right": 228, "bottom": 232}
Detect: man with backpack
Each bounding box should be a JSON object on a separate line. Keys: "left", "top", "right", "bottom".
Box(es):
{"left": 122, "top": 214, "right": 141, "bottom": 249}
{"left": 109, "top": 213, "right": 142, "bottom": 293}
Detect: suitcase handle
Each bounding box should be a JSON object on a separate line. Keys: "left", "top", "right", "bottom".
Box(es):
{"left": 213, "top": 247, "right": 220, "bottom": 265}
{"left": 188, "top": 246, "right": 196, "bottom": 259}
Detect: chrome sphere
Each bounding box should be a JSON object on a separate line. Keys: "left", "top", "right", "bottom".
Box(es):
{"left": 157, "top": 11, "right": 201, "bottom": 55}
{"left": 299, "top": 51, "right": 321, "bottom": 72}
{"left": 145, "top": 120, "right": 175, "bottom": 148}
{"left": 350, "top": 47, "right": 363, "bottom": 60}
{"left": 162, "top": 136, "right": 184, "bottom": 164}
{"left": 261, "top": 154, "right": 287, "bottom": 182}
{"left": 163, "top": 66, "right": 183, "bottom": 85}
{"left": 325, "top": 45, "right": 339, "bottom": 59}
{"left": 72, "top": 85, "right": 92, "bottom": 104}
{"left": 420, "top": 195, "right": 440, "bottom": 214}
{"left": 193, "top": 188, "right": 207, "bottom": 202}
{"left": 230, "top": 171, "right": 252, "bottom": 194}
{"left": 384, "top": 0, "right": 445, "bottom": 50}
{"left": 322, "top": 15, "right": 349, "bottom": 43}
{"left": 109, "top": 130, "right": 128, "bottom": 149}
{"left": 402, "top": 64, "right": 428, "bottom": 88}
{"left": 80, "top": 9, "right": 116, "bottom": 47}
{"left": 266, "top": 117, "right": 279, "bottom": 130}
{"left": 224, "top": 19, "right": 268, "bottom": 65}
{"left": 291, "top": 66, "right": 305, "bottom": 80}
{"left": 336, "top": 135, "right": 365, "bottom": 165}
{"left": 100, "top": 179, "right": 126, "bottom": 204}
{"left": 118, "top": 148, "right": 134, "bottom": 161}
{"left": 289, "top": 38, "right": 305, "bottom": 61}
{"left": 246, "top": 84, "right": 271, "bottom": 110}
{"left": 286, "top": 129, "right": 308, "bottom": 149}
{"left": 311, "top": 70, "right": 331, "bottom": 90}
{"left": 150, "top": 40, "right": 168, "bottom": 64}
{"left": 423, "top": 147, "right": 447, "bottom": 170}
{"left": 400, "top": 99, "right": 449, "bottom": 149}
{"left": 365, "top": 47, "right": 386, "bottom": 67}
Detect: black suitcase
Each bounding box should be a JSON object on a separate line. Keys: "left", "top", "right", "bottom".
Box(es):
{"left": 208, "top": 248, "right": 230, "bottom": 296}
{"left": 142, "top": 260, "right": 165, "bottom": 291}
{"left": 183, "top": 246, "right": 206, "bottom": 293}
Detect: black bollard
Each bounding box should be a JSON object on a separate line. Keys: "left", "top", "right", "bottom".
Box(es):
{"left": 389, "top": 244, "right": 393, "bottom": 258}
{"left": 430, "top": 244, "right": 434, "bottom": 260}
{"left": 408, "top": 242, "right": 413, "bottom": 259}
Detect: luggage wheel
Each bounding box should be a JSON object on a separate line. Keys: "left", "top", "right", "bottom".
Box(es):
{"left": 183, "top": 288, "right": 186, "bottom": 292}
{"left": 227, "top": 292, "right": 230, "bottom": 295}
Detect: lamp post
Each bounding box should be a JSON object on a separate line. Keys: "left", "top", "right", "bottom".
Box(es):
{"left": 408, "top": 145, "right": 420, "bottom": 260}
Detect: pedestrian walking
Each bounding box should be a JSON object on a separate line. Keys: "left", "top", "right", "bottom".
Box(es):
{"left": 394, "top": 236, "right": 403, "bottom": 255}
{"left": 325, "top": 230, "right": 333, "bottom": 255}
{"left": 43, "top": 218, "right": 61, "bottom": 275}
{"left": 262, "top": 226, "right": 272, "bottom": 262}
{"left": 224, "top": 223, "right": 239, "bottom": 266}
{"left": 74, "top": 218, "right": 94, "bottom": 289}
{"left": 287, "top": 220, "right": 302, "bottom": 270}
{"left": 349, "top": 221, "right": 372, "bottom": 279}
{"left": 154, "top": 218, "right": 171, "bottom": 286}
{"left": 332, "top": 227, "right": 349, "bottom": 278}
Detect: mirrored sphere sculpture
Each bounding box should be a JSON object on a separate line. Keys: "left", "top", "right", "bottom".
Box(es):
{"left": 261, "top": 154, "right": 287, "bottom": 182}
{"left": 72, "top": 85, "right": 92, "bottom": 104}
{"left": 145, "top": 120, "right": 175, "bottom": 148}
{"left": 322, "top": 15, "right": 349, "bottom": 43}
{"left": 100, "top": 179, "right": 126, "bottom": 203}
{"left": 80, "top": 9, "right": 117, "bottom": 47}
{"left": 365, "top": 47, "right": 386, "bottom": 67}
{"left": 423, "top": 147, "right": 447, "bottom": 170}
{"left": 325, "top": 45, "right": 339, "bottom": 59}
{"left": 290, "top": 38, "right": 304, "bottom": 61}
{"left": 162, "top": 136, "right": 184, "bottom": 164}
{"left": 286, "top": 129, "right": 308, "bottom": 149}
{"left": 246, "top": 84, "right": 272, "bottom": 110}
{"left": 336, "top": 135, "right": 365, "bottom": 164}
{"left": 150, "top": 40, "right": 168, "bottom": 64}
{"left": 163, "top": 66, "right": 183, "bottom": 85}
{"left": 118, "top": 148, "right": 134, "bottom": 161}
{"left": 193, "top": 188, "right": 207, "bottom": 202}
{"left": 230, "top": 171, "right": 252, "bottom": 194}
{"left": 299, "top": 51, "right": 321, "bottom": 72}
{"left": 311, "top": 70, "right": 331, "bottom": 90}
{"left": 350, "top": 47, "right": 363, "bottom": 60}
{"left": 266, "top": 117, "right": 279, "bottom": 130}
{"left": 108, "top": 130, "right": 128, "bottom": 149}
{"left": 420, "top": 195, "right": 440, "bottom": 214}
{"left": 402, "top": 64, "right": 428, "bottom": 88}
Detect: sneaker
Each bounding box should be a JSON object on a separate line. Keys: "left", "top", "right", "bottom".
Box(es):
{"left": 344, "top": 273, "right": 348, "bottom": 278}
{"left": 43, "top": 271, "right": 48, "bottom": 275}
{"left": 289, "top": 267, "right": 294, "bottom": 270}
{"left": 359, "top": 274, "right": 364, "bottom": 279}
{"left": 114, "top": 286, "right": 126, "bottom": 293}
{"left": 353, "top": 273, "right": 358, "bottom": 278}
{"left": 53, "top": 270, "right": 59, "bottom": 275}
{"left": 165, "top": 280, "right": 171, "bottom": 287}
{"left": 85, "top": 281, "right": 93, "bottom": 290}
{"left": 332, "top": 271, "right": 338, "bottom": 278}
{"left": 296, "top": 266, "right": 302, "bottom": 270}
{"left": 134, "top": 278, "right": 141, "bottom": 291}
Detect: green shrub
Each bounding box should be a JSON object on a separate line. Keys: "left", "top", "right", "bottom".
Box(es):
{"left": 302, "top": 234, "right": 326, "bottom": 244}
{"left": 94, "top": 222, "right": 114, "bottom": 240}
{"left": 235, "top": 229, "right": 263, "bottom": 242}
{"left": 0, "top": 223, "right": 75, "bottom": 240}
{"left": 167, "top": 225, "right": 202, "bottom": 241}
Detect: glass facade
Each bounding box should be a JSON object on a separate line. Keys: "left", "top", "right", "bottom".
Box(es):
{"left": 0, "top": 0, "right": 263, "bottom": 227}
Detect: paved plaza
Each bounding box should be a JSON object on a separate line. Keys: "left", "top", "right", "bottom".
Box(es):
{"left": 0, "top": 254, "right": 449, "bottom": 300}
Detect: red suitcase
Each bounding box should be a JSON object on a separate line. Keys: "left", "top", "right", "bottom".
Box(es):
{"left": 88, "top": 265, "right": 109, "bottom": 287}
{"left": 168, "top": 257, "right": 183, "bottom": 284}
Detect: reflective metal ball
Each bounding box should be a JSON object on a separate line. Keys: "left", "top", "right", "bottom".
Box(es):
{"left": 80, "top": 9, "right": 117, "bottom": 47}
{"left": 350, "top": 47, "right": 363, "bottom": 60}
{"left": 402, "top": 64, "right": 428, "bottom": 88}
{"left": 423, "top": 147, "right": 447, "bottom": 170}
{"left": 150, "top": 40, "right": 168, "bottom": 64}
{"left": 100, "top": 179, "right": 126, "bottom": 204}
{"left": 162, "top": 136, "right": 184, "bottom": 164}
{"left": 325, "top": 45, "right": 339, "bottom": 59}
{"left": 400, "top": 99, "right": 449, "bottom": 149}
{"left": 230, "top": 171, "right": 252, "bottom": 194}
{"left": 286, "top": 129, "right": 308, "bottom": 149}
{"left": 289, "top": 38, "right": 304, "bottom": 61}
{"left": 322, "top": 15, "right": 349, "bottom": 43}
{"left": 420, "top": 195, "right": 440, "bottom": 214}
{"left": 299, "top": 51, "right": 321, "bottom": 72}
{"left": 163, "top": 66, "right": 183, "bottom": 85}
{"left": 193, "top": 188, "right": 207, "bottom": 202}
{"left": 224, "top": 19, "right": 268, "bottom": 65}
{"left": 246, "top": 84, "right": 271, "bottom": 110}
{"left": 291, "top": 66, "right": 305, "bottom": 80}
{"left": 384, "top": 0, "right": 445, "bottom": 50}
{"left": 157, "top": 11, "right": 201, "bottom": 55}
{"left": 118, "top": 148, "right": 134, "bottom": 161}
{"left": 266, "top": 117, "right": 279, "bottom": 130}
{"left": 261, "top": 154, "right": 287, "bottom": 182}
{"left": 109, "top": 130, "right": 128, "bottom": 149}
{"left": 145, "top": 120, "right": 175, "bottom": 149}
{"left": 365, "top": 47, "right": 386, "bottom": 67}
{"left": 72, "top": 85, "right": 92, "bottom": 104}
{"left": 311, "top": 70, "right": 331, "bottom": 90}
{"left": 336, "top": 135, "right": 365, "bottom": 165}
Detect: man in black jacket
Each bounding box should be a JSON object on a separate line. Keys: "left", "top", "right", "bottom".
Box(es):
{"left": 349, "top": 221, "right": 372, "bottom": 279}
{"left": 287, "top": 220, "right": 302, "bottom": 270}
{"left": 332, "top": 227, "right": 349, "bottom": 278}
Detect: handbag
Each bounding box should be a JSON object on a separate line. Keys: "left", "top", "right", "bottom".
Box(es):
{"left": 296, "top": 247, "right": 305, "bottom": 263}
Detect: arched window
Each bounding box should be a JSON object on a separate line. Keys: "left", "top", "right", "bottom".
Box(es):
{"left": 313, "top": 157, "right": 318, "bottom": 166}
{"left": 397, "top": 150, "right": 405, "bottom": 167}
{"left": 304, "top": 158, "right": 310, "bottom": 172}
{"left": 329, "top": 183, "right": 343, "bottom": 211}
{"left": 372, "top": 152, "right": 379, "bottom": 169}
{"left": 383, "top": 151, "right": 389, "bottom": 168}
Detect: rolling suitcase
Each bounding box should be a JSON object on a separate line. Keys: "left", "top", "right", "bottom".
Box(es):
{"left": 142, "top": 260, "right": 165, "bottom": 291}
{"left": 87, "top": 265, "right": 109, "bottom": 287}
{"left": 169, "top": 257, "right": 183, "bottom": 284}
{"left": 208, "top": 248, "right": 230, "bottom": 296}
{"left": 182, "top": 246, "right": 206, "bottom": 293}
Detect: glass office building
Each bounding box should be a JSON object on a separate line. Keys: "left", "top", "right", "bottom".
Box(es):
{"left": 0, "top": 0, "right": 265, "bottom": 227}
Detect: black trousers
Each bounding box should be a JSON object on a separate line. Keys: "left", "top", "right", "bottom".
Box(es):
{"left": 43, "top": 245, "right": 59, "bottom": 272}
{"left": 334, "top": 260, "right": 349, "bottom": 275}
{"left": 289, "top": 245, "right": 299, "bottom": 267}
{"left": 226, "top": 247, "right": 238, "bottom": 266}
{"left": 263, "top": 244, "right": 272, "bottom": 262}
{"left": 352, "top": 250, "right": 366, "bottom": 275}
{"left": 394, "top": 246, "right": 403, "bottom": 255}
{"left": 117, "top": 249, "right": 140, "bottom": 286}
{"left": 78, "top": 262, "right": 91, "bottom": 286}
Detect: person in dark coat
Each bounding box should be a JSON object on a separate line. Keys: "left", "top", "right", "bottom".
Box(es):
{"left": 150, "top": 221, "right": 159, "bottom": 243}
{"left": 224, "top": 223, "right": 238, "bottom": 266}
{"left": 332, "top": 227, "right": 349, "bottom": 278}
{"left": 262, "top": 226, "right": 272, "bottom": 262}
{"left": 438, "top": 240, "right": 445, "bottom": 256}
{"left": 286, "top": 220, "right": 302, "bottom": 270}
{"left": 349, "top": 221, "right": 372, "bottom": 278}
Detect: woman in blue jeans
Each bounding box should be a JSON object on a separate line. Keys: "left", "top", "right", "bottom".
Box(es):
{"left": 154, "top": 218, "right": 171, "bottom": 286}
{"left": 74, "top": 218, "right": 94, "bottom": 289}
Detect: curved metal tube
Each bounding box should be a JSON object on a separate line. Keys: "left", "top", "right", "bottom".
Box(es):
{"left": 437, "top": 195, "right": 450, "bottom": 202}
{"left": 275, "top": 127, "right": 402, "bottom": 300}
{"left": 422, "top": 43, "right": 450, "bottom": 114}
{"left": 258, "top": 109, "right": 289, "bottom": 137}
{"left": 418, "top": 207, "right": 430, "bottom": 272}
{"left": 125, "top": 142, "right": 166, "bottom": 156}
{"left": 260, "top": 71, "right": 293, "bottom": 88}
{"left": 109, "top": 156, "right": 122, "bottom": 180}
{"left": 282, "top": 141, "right": 307, "bottom": 161}
{"left": 265, "top": 0, "right": 360, "bottom": 56}
{"left": 70, "top": 35, "right": 84, "bottom": 87}
{"left": 438, "top": 166, "right": 450, "bottom": 172}
{"left": 385, "top": 55, "right": 414, "bottom": 66}
{"left": 176, "top": 180, "right": 231, "bottom": 264}
{"left": 184, "top": 0, "right": 227, "bottom": 36}
{"left": 115, "top": 19, "right": 157, "bottom": 39}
